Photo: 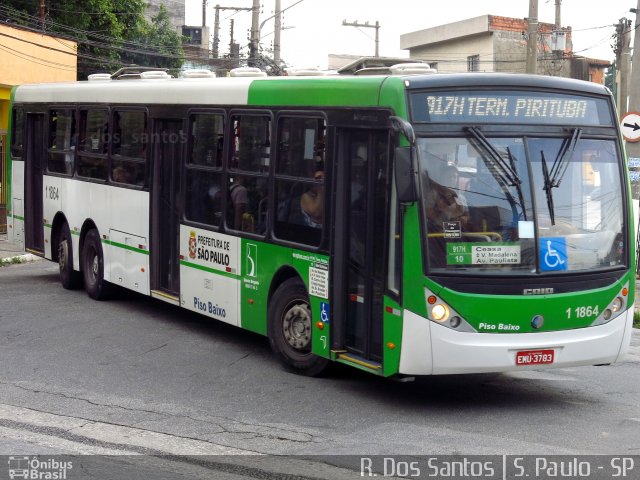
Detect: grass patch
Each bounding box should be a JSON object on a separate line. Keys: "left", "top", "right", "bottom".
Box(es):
{"left": 634, "top": 310, "right": 640, "bottom": 329}
{"left": 0, "top": 256, "right": 27, "bottom": 267}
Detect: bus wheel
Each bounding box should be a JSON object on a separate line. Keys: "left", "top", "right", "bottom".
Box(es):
{"left": 82, "top": 229, "right": 111, "bottom": 300}
{"left": 58, "top": 223, "right": 82, "bottom": 290}
{"left": 268, "top": 278, "right": 329, "bottom": 376}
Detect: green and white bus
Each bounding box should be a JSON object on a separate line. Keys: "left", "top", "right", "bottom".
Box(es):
{"left": 6, "top": 69, "right": 635, "bottom": 376}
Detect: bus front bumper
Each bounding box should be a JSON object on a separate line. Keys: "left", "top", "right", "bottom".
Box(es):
{"left": 399, "top": 307, "right": 634, "bottom": 375}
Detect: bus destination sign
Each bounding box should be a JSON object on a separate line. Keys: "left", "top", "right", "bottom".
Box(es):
{"left": 410, "top": 91, "right": 612, "bottom": 126}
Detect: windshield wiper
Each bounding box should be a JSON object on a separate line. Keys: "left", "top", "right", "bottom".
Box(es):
{"left": 540, "top": 128, "right": 582, "bottom": 226}
{"left": 506, "top": 146, "right": 527, "bottom": 221}
{"left": 549, "top": 128, "right": 582, "bottom": 188}
{"left": 541, "top": 151, "right": 556, "bottom": 225}
{"left": 466, "top": 127, "right": 522, "bottom": 187}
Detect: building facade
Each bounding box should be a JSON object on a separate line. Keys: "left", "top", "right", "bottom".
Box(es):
{"left": 145, "top": 0, "right": 185, "bottom": 34}
{"left": 400, "top": 14, "right": 608, "bottom": 82}
{"left": 0, "top": 24, "right": 77, "bottom": 232}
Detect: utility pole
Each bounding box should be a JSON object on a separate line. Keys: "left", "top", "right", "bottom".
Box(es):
{"left": 628, "top": 1, "right": 640, "bottom": 160}
{"left": 342, "top": 20, "right": 380, "bottom": 57}
{"left": 526, "top": 0, "right": 539, "bottom": 74}
{"left": 555, "top": 0, "right": 561, "bottom": 28}
{"left": 254, "top": 0, "right": 305, "bottom": 68}
{"left": 39, "top": 0, "right": 45, "bottom": 29}
{"left": 615, "top": 17, "right": 633, "bottom": 112}
{"left": 248, "top": 0, "right": 261, "bottom": 66}
{"left": 211, "top": 5, "right": 252, "bottom": 58}
{"left": 202, "top": 0, "right": 207, "bottom": 27}
{"left": 273, "top": 0, "right": 282, "bottom": 66}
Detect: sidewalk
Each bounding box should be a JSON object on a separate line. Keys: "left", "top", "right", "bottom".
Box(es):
{"left": 0, "top": 234, "right": 40, "bottom": 263}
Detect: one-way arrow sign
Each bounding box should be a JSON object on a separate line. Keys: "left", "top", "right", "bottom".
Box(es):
{"left": 621, "top": 112, "right": 640, "bottom": 142}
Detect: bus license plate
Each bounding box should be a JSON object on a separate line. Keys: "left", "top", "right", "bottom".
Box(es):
{"left": 515, "top": 349, "right": 554, "bottom": 366}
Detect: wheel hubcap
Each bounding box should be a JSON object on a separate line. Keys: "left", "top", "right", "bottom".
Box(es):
{"left": 282, "top": 302, "right": 312, "bottom": 351}
{"left": 58, "top": 240, "right": 68, "bottom": 271}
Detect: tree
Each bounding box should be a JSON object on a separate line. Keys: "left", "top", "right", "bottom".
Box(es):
{"left": 0, "top": 0, "right": 185, "bottom": 79}
{"left": 121, "top": 5, "right": 184, "bottom": 71}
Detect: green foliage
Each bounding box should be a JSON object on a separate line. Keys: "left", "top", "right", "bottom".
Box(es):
{"left": 121, "top": 5, "right": 185, "bottom": 71}
{"left": 0, "top": 0, "right": 184, "bottom": 79}
{"left": 605, "top": 64, "right": 616, "bottom": 103}
{"left": 634, "top": 309, "right": 640, "bottom": 329}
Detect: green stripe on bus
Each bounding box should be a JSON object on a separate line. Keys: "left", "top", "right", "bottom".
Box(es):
{"left": 102, "top": 239, "right": 149, "bottom": 255}
{"left": 12, "top": 214, "right": 24, "bottom": 221}
{"left": 247, "top": 77, "right": 388, "bottom": 107}
{"left": 179, "top": 259, "right": 238, "bottom": 280}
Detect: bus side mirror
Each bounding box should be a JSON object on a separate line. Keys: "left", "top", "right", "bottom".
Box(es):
{"left": 395, "top": 146, "right": 419, "bottom": 204}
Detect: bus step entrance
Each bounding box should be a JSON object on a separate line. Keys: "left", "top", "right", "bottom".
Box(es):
{"left": 336, "top": 353, "right": 382, "bottom": 373}
{"left": 150, "top": 290, "right": 180, "bottom": 306}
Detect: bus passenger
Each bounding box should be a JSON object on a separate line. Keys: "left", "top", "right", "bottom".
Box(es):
{"left": 300, "top": 166, "right": 324, "bottom": 228}
{"left": 229, "top": 177, "right": 248, "bottom": 230}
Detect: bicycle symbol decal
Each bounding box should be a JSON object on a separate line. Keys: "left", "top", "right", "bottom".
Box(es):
{"left": 540, "top": 237, "right": 568, "bottom": 272}
{"left": 320, "top": 302, "right": 330, "bottom": 323}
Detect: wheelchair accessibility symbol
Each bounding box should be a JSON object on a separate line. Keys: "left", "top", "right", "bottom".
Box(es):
{"left": 320, "top": 302, "right": 330, "bottom": 323}
{"left": 540, "top": 237, "right": 568, "bottom": 272}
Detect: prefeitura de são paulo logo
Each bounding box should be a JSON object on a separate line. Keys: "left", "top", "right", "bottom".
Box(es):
{"left": 8, "top": 456, "right": 73, "bottom": 480}
{"left": 189, "top": 230, "right": 197, "bottom": 259}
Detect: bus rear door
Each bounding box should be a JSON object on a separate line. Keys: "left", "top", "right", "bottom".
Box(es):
{"left": 24, "top": 113, "right": 45, "bottom": 254}
{"left": 150, "top": 119, "right": 183, "bottom": 301}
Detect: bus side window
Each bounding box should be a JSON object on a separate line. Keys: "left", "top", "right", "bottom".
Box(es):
{"left": 77, "top": 108, "right": 108, "bottom": 180}
{"left": 273, "top": 116, "right": 326, "bottom": 246}
{"left": 11, "top": 107, "right": 24, "bottom": 159}
{"left": 111, "top": 110, "right": 147, "bottom": 187}
{"left": 47, "top": 108, "right": 75, "bottom": 176}
{"left": 226, "top": 114, "right": 270, "bottom": 235}
{"left": 185, "top": 112, "right": 225, "bottom": 226}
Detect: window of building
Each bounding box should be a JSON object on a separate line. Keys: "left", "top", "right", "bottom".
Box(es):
{"left": 77, "top": 109, "right": 108, "bottom": 180}
{"left": 227, "top": 114, "right": 271, "bottom": 234}
{"left": 111, "top": 110, "right": 147, "bottom": 186}
{"left": 47, "top": 109, "right": 75, "bottom": 175}
{"left": 467, "top": 54, "right": 480, "bottom": 72}
{"left": 185, "top": 112, "right": 225, "bottom": 226}
{"left": 273, "top": 116, "right": 326, "bottom": 246}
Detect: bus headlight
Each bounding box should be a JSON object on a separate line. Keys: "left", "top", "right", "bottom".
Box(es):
{"left": 590, "top": 283, "right": 629, "bottom": 327}
{"left": 425, "top": 288, "right": 477, "bottom": 332}
{"left": 432, "top": 304, "right": 449, "bottom": 321}
{"left": 611, "top": 297, "right": 623, "bottom": 313}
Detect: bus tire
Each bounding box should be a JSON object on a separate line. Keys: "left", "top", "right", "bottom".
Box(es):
{"left": 58, "top": 223, "right": 82, "bottom": 290}
{"left": 82, "top": 229, "right": 111, "bottom": 300}
{"left": 267, "top": 278, "right": 329, "bottom": 376}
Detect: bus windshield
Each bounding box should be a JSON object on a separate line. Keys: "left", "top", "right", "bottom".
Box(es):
{"left": 419, "top": 135, "right": 625, "bottom": 274}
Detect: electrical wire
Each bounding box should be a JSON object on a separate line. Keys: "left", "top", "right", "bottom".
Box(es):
{"left": 0, "top": 5, "right": 186, "bottom": 55}
{"left": 0, "top": 7, "right": 210, "bottom": 63}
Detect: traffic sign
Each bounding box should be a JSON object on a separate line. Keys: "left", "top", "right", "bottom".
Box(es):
{"left": 621, "top": 112, "right": 640, "bottom": 142}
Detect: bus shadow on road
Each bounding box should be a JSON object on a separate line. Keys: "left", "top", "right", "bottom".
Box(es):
{"left": 326, "top": 362, "right": 594, "bottom": 410}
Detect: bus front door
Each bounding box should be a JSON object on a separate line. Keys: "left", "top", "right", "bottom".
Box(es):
{"left": 24, "top": 113, "right": 45, "bottom": 254}
{"left": 151, "top": 119, "right": 183, "bottom": 300}
{"left": 332, "top": 129, "right": 390, "bottom": 367}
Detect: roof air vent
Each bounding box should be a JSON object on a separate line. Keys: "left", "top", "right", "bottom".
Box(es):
{"left": 229, "top": 67, "right": 267, "bottom": 77}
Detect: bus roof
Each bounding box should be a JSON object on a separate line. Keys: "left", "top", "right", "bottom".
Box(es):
{"left": 12, "top": 73, "right": 610, "bottom": 108}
